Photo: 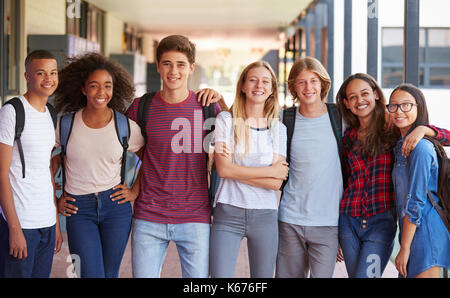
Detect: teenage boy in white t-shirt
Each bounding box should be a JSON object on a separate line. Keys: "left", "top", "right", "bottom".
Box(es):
{"left": 0, "top": 50, "right": 62, "bottom": 277}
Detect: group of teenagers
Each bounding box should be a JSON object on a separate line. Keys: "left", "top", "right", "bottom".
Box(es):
{"left": 0, "top": 34, "right": 449, "bottom": 279}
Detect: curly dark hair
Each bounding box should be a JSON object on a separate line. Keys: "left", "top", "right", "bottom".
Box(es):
{"left": 54, "top": 52, "right": 135, "bottom": 114}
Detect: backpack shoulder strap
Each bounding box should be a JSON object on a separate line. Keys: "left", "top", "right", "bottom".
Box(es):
{"left": 326, "top": 102, "right": 346, "bottom": 187}
{"left": 137, "top": 92, "right": 157, "bottom": 139}
{"left": 325, "top": 103, "right": 343, "bottom": 148}
{"left": 59, "top": 113, "right": 75, "bottom": 192}
{"left": 280, "top": 106, "right": 297, "bottom": 191}
{"left": 282, "top": 106, "right": 297, "bottom": 165}
{"left": 203, "top": 104, "right": 216, "bottom": 154}
{"left": 113, "top": 111, "right": 131, "bottom": 185}
{"left": 46, "top": 102, "right": 57, "bottom": 129}
{"left": 4, "top": 97, "right": 26, "bottom": 178}
{"left": 59, "top": 113, "right": 75, "bottom": 153}
{"left": 202, "top": 104, "right": 219, "bottom": 206}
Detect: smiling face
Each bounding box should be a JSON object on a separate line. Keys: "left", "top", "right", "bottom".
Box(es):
{"left": 82, "top": 69, "right": 113, "bottom": 110}
{"left": 24, "top": 58, "right": 58, "bottom": 99}
{"left": 344, "top": 78, "right": 379, "bottom": 121}
{"left": 241, "top": 66, "right": 273, "bottom": 105}
{"left": 294, "top": 70, "right": 322, "bottom": 106}
{"left": 157, "top": 50, "right": 195, "bottom": 92}
{"left": 388, "top": 89, "right": 418, "bottom": 136}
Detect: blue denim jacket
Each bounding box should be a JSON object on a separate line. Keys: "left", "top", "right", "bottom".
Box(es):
{"left": 393, "top": 136, "right": 450, "bottom": 278}
{"left": 393, "top": 137, "right": 439, "bottom": 227}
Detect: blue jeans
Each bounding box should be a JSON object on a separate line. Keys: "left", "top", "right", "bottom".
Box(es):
{"left": 0, "top": 216, "right": 55, "bottom": 278}
{"left": 210, "top": 203, "right": 278, "bottom": 278}
{"left": 131, "top": 219, "right": 210, "bottom": 278}
{"left": 66, "top": 188, "right": 132, "bottom": 278}
{"left": 338, "top": 209, "right": 397, "bottom": 278}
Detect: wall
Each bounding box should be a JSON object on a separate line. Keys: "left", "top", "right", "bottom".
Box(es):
{"left": 103, "top": 12, "right": 124, "bottom": 57}
{"left": 25, "top": 0, "right": 66, "bottom": 35}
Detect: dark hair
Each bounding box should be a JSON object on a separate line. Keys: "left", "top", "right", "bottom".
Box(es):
{"left": 336, "top": 73, "right": 397, "bottom": 156}
{"left": 25, "top": 50, "right": 56, "bottom": 68}
{"left": 54, "top": 52, "right": 135, "bottom": 114}
{"left": 390, "top": 83, "right": 429, "bottom": 130}
{"left": 156, "top": 35, "right": 196, "bottom": 65}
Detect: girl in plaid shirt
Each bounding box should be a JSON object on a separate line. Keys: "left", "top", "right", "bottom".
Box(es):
{"left": 335, "top": 73, "right": 448, "bottom": 278}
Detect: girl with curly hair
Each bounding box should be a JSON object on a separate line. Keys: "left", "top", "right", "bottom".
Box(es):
{"left": 52, "top": 52, "right": 145, "bottom": 278}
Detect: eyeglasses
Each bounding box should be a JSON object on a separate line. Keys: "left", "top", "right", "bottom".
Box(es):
{"left": 386, "top": 103, "right": 418, "bottom": 113}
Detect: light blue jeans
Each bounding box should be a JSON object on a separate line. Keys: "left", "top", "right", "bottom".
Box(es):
{"left": 131, "top": 218, "right": 210, "bottom": 278}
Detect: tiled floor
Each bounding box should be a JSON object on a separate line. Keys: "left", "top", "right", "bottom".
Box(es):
{"left": 50, "top": 231, "right": 398, "bottom": 278}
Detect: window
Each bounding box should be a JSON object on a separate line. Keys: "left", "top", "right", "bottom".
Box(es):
{"left": 124, "top": 23, "right": 143, "bottom": 54}
{"left": 66, "top": 1, "right": 104, "bottom": 52}
{"left": 382, "top": 27, "right": 450, "bottom": 88}
{"left": 1, "top": 0, "right": 20, "bottom": 101}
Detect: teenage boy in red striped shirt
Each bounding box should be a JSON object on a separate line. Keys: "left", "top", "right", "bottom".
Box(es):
{"left": 126, "top": 35, "right": 223, "bottom": 277}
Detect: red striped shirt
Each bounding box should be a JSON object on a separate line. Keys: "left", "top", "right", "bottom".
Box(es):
{"left": 126, "top": 91, "right": 221, "bottom": 224}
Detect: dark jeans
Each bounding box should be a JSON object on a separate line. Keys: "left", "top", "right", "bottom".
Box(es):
{"left": 66, "top": 188, "right": 132, "bottom": 278}
{"left": 0, "top": 215, "right": 55, "bottom": 278}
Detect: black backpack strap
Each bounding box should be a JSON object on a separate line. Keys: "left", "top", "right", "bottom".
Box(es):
{"left": 4, "top": 97, "right": 26, "bottom": 178}
{"left": 203, "top": 104, "right": 216, "bottom": 152}
{"left": 325, "top": 103, "right": 343, "bottom": 149}
{"left": 46, "top": 102, "right": 58, "bottom": 129}
{"left": 282, "top": 107, "right": 297, "bottom": 165}
{"left": 281, "top": 106, "right": 297, "bottom": 190}
{"left": 113, "top": 111, "right": 131, "bottom": 185}
{"left": 202, "top": 104, "right": 217, "bottom": 204}
{"left": 326, "top": 103, "right": 346, "bottom": 187}
{"left": 137, "top": 92, "right": 157, "bottom": 140}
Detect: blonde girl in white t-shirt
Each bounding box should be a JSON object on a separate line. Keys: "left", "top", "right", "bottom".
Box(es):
{"left": 210, "top": 61, "right": 288, "bottom": 277}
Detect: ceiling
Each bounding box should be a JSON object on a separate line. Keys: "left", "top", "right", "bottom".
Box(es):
{"left": 88, "top": 0, "right": 312, "bottom": 50}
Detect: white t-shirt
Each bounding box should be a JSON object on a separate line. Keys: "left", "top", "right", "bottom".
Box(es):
{"left": 213, "top": 111, "right": 287, "bottom": 210}
{"left": 55, "top": 108, "right": 145, "bottom": 195}
{"left": 0, "top": 96, "right": 56, "bottom": 229}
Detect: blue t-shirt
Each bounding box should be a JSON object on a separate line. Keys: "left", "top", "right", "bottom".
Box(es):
{"left": 278, "top": 108, "right": 343, "bottom": 226}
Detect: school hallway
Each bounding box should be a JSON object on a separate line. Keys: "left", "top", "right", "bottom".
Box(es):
{"left": 49, "top": 231, "right": 399, "bottom": 278}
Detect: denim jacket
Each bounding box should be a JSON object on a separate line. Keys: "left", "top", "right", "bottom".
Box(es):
{"left": 393, "top": 137, "right": 439, "bottom": 227}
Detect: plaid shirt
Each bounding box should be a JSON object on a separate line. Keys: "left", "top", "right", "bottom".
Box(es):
{"left": 340, "top": 125, "right": 450, "bottom": 218}
{"left": 340, "top": 128, "right": 395, "bottom": 217}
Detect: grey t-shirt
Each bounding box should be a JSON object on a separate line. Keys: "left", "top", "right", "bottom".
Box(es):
{"left": 278, "top": 108, "right": 343, "bottom": 226}
{"left": 213, "top": 111, "right": 287, "bottom": 210}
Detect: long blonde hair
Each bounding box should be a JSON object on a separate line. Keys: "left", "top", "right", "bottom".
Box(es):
{"left": 230, "top": 61, "right": 279, "bottom": 156}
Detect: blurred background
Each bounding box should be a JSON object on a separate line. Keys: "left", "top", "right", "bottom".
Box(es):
{"left": 1, "top": 0, "right": 449, "bottom": 129}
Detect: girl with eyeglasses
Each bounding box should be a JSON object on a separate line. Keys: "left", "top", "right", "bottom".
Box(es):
{"left": 388, "top": 84, "right": 449, "bottom": 278}
{"left": 335, "top": 73, "right": 449, "bottom": 278}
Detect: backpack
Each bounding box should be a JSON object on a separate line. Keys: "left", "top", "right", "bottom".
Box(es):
{"left": 424, "top": 137, "right": 450, "bottom": 233}
{"left": 4, "top": 97, "right": 57, "bottom": 178}
{"left": 281, "top": 103, "right": 345, "bottom": 191}
{"left": 59, "top": 110, "right": 130, "bottom": 193}
{"left": 136, "top": 92, "right": 219, "bottom": 207}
